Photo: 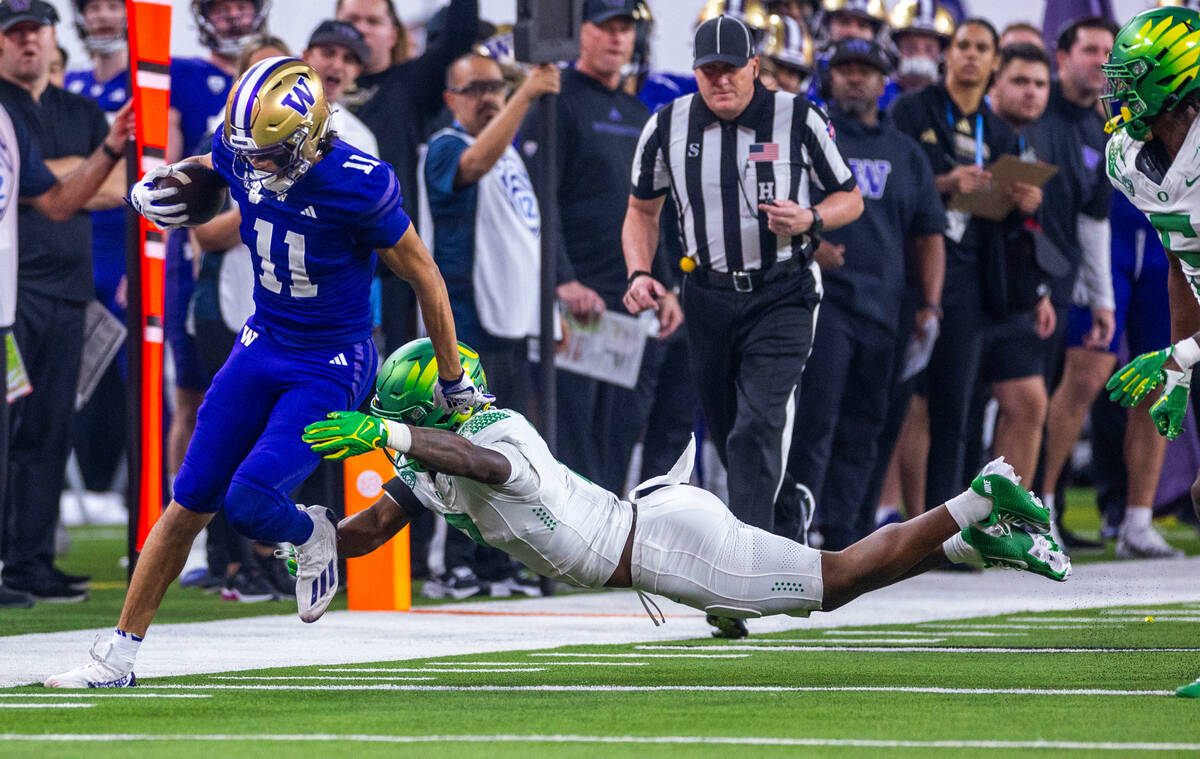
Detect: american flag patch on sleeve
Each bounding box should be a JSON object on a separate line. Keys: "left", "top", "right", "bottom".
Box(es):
{"left": 747, "top": 143, "right": 779, "bottom": 162}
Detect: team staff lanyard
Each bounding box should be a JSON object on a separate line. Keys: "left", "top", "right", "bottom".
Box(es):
{"left": 947, "top": 101, "right": 985, "bottom": 167}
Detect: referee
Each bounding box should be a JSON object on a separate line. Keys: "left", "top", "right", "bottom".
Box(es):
{"left": 623, "top": 15, "right": 863, "bottom": 543}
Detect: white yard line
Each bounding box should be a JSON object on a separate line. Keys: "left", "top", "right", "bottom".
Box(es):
{"left": 1100, "top": 609, "right": 1200, "bottom": 616}
{"left": 4, "top": 556, "right": 1199, "bottom": 686}
{"left": 637, "top": 645, "right": 1200, "bottom": 654}
{"left": 131, "top": 684, "right": 1178, "bottom": 696}
{"left": 417, "top": 662, "right": 648, "bottom": 667}
{"left": 0, "top": 693, "right": 209, "bottom": 699}
{"left": 1, "top": 733, "right": 1197, "bottom": 750}
{"left": 0, "top": 703, "right": 94, "bottom": 709}
{"left": 776, "top": 638, "right": 946, "bottom": 644}
{"left": 531, "top": 652, "right": 749, "bottom": 658}
{"left": 820, "top": 631, "right": 1014, "bottom": 638}
{"left": 213, "top": 676, "right": 438, "bottom": 681}
{"left": 917, "top": 624, "right": 1088, "bottom": 630}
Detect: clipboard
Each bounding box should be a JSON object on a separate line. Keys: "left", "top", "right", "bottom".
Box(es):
{"left": 948, "top": 155, "right": 1058, "bottom": 221}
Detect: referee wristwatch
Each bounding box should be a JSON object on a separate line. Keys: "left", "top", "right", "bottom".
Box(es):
{"left": 807, "top": 207, "right": 823, "bottom": 237}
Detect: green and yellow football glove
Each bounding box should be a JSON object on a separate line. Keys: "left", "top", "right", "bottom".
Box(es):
{"left": 1150, "top": 369, "right": 1192, "bottom": 441}
{"left": 302, "top": 411, "right": 386, "bottom": 460}
{"left": 1106, "top": 347, "right": 1174, "bottom": 407}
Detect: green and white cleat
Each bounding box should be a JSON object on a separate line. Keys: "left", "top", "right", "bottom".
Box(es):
{"left": 1178, "top": 676, "right": 1200, "bottom": 698}
{"left": 970, "top": 457, "right": 1051, "bottom": 534}
{"left": 962, "top": 523, "right": 1071, "bottom": 582}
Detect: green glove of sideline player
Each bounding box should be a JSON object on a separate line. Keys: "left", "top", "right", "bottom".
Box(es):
{"left": 1106, "top": 347, "right": 1174, "bottom": 407}
{"left": 302, "top": 411, "right": 387, "bottom": 460}
{"left": 1149, "top": 369, "right": 1191, "bottom": 440}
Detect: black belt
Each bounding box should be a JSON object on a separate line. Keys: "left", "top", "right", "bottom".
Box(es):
{"left": 688, "top": 256, "right": 803, "bottom": 292}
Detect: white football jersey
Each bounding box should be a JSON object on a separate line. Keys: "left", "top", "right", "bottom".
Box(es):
{"left": 1106, "top": 117, "right": 1200, "bottom": 268}
{"left": 395, "top": 409, "right": 632, "bottom": 587}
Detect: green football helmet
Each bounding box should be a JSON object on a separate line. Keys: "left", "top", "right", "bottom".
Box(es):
{"left": 1102, "top": 7, "right": 1200, "bottom": 140}
{"left": 370, "top": 338, "right": 489, "bottom": 431}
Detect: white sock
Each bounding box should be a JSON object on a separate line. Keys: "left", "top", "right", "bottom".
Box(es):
{"left": 1121, "top": 506, "right": 1151, "bottom": 531}
{"left": 944, "top": 489, "right": 992, "bottom": 529}
{"left": 875, "top": 504, "right": 899, "bottom": 523}
{"left": 1041, "top": 492, "right": 1056, "bottom": 515}
{"left": 943, "top": 532, "right": 983, "bottom": 566}
{"left": 109, "top": 629, "right": 142, "bottom": 671}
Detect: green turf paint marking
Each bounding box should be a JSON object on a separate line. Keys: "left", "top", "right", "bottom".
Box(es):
{"left": 3, "top": 734, "right": 1198, "bottom": 750}
{"left": 638, "top": 645, "right": 1200, "bottom": 653}
{"left": 138, "top": 684, "right": 1177, "bottom": 696}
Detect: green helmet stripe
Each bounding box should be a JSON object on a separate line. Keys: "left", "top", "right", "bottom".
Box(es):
{"left": 371, "top": 338, "right": 489, "bottom": 432}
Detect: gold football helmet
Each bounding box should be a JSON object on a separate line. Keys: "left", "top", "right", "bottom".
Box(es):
{"left": 223, "top": 56, "right": 331, "bottom": 200}
{"left": 761, "top": 15, "right": 815, "bottom": 71}
{"left": 697, "top": 0, "right": 771, "bottom": 30}
{"left": 890, "top": 0, "right": 954, "bottom": 42}
{"left": 822, "top": 0, "right": 888, "bottom": 27}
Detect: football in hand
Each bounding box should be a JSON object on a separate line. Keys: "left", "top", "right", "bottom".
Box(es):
{"left": 154, "top": 162, "right": 228, "bottom": 227}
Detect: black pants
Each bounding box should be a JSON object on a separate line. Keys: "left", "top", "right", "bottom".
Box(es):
{"left": 682, "top": 266, "right": 818, "bottom": 532}
{"left": 0, "top": 325, "right": 8, "bottom": 563}
{"left": 3, "top": 291, "right": 86, "bottom": 584}
{"left": 790, "top": 304, "right": 895, "bottom": 550}
{"left": 477, "top": 336, "right": 533, "bottom": 418}
{"left": 378, "top": 271, "right": 416, "bottom": 357}
{"left": 637, "top": 328, "right": 699, "bottom": 481}
{"left": 923, "top": 283, "right": 989, "bottom": 510}
{"left": 554, "top": 335, "right": 665, "bottom": 495}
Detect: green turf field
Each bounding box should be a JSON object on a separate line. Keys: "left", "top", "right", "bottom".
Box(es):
{"left": 2, "top": 498, "right": 1197, "bottom": 757}
{"left": 1, "top": 603, "right": 1198, "bottom": 758}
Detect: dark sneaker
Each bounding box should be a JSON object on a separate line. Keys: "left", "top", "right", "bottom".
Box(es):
{"left": 255, "top": 550, "right": 296, "bottom": 597}
{"left": 7, "top": 576, "right": 88, "bottom": 603}
{"left": 421, "top": 566, "right": 482, "bottom": 600}
{"left": 489, "top": 567, "right": 544, "bottom": 597}
{"left": 0, "top": 583, "right": 34, "bottom": 608}
{"left": 220, "top": 567, "right": 280, "bottom": 602}
{"left": 51, "top": 567, "right": 91, "bottom": 591}
{"left": 707, "top": 614, "right": 749, "bottom": 639}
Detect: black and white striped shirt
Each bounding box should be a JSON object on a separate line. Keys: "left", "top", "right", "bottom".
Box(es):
{"left": 631, "top": 82, "right": 856, "bottom": 272}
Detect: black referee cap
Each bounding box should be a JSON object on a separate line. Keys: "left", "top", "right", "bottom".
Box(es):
{"left": 693, "top": 15, "right": 754, "bottom": 69}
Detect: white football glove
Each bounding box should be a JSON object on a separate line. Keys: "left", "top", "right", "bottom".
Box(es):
{"left": 128, "top": 164, "right": 189, "bottom": 230}
{"left": 432, "top": 371, "right": 496, "bottom": 415}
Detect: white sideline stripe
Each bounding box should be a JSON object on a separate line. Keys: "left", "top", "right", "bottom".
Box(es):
{"left": 6, "top": 734, "right": 1198, "bottom": 751}
{"left": 1101, "top": 609, "right": 1200, "bottom": 616}
{"left": 0, "top": 694, "right": 210, "bottom": 699}
{"left": 918, "top": 624, "right": 1088, "bottom": 630}
{"left": 821, "top": 631, "right": 1014, "bottom": 638}
{"left": 420, "top": 662, "right": 648, "bottom": 667}
{"left": 637, "top": 645, "right": 1200, "bottom": 654}
{"left": 1006, "top": 617, "right": 1140, "bottom": 623}
{"left": 214, "top": 676, "right": 438, "bottom": 681}
{"left": 139, "top": 684, "right": 1175, "bottom": 696}
{"left": 2, "top": 730, "right": 1200, "bottom": 749}
{"left": 224, "top": 668, "right": 542, "bottom": 674}
{"left": 0, "top": 703, "right": 94, "bottom": 709}
{"left": 1101, "top": 616, "right": 1200, "bottom": 622}
{"left": 771, "top": 638, "right": 946, "bottom": 644}
{"left": 531, "top": 653, "right": 749, "bottom": 659}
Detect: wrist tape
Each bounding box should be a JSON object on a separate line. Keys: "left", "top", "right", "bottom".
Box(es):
{"left": 1173, "top": 337, "right": 1200, "bottom": 371}
{"left": 383, "top": 420, "right": 412, "bottom": 453}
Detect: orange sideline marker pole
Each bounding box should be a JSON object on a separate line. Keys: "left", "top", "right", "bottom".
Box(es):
{"left": 342, "top": 450, "right": 411, "bottom": 610}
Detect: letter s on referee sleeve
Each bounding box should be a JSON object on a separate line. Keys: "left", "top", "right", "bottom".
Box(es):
{"left": 631, "top": 110, "right": 670, "bottom": 199}
{"left": 797, "top": 103, "right": 856, "bottom": 194}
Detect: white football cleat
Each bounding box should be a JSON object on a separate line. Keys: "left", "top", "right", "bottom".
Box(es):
{"left": 291, "top": 505, "right": 339, "bottom": 623}
{"left": 1116, "top": 523, "right": 1184, "bottom": 560}
{"left": 44, "top": 637, "right": 136, "bottom": 688}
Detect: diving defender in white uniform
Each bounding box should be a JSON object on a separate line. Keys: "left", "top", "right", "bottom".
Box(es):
{"left": 303, "top": 339, "right": 1070, "bottom": 621}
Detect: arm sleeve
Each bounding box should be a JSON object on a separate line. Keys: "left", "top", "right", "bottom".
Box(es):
{"left": 1072, "top": 214, "right": 1115, "bottom": 311}
{"left": 382, "top": 476, "right": 428, "bottom": 521}
{"left": 630, "top": 111, "right": 669, "bottom": 199}
{"left": 10, "top": 109, "right": 55, "bottom": 198}
{"left": 795, "top": 101, "right": 855, "bottom": 193}
{"left": 354, "top": 164, "right": 413, "bottom": 250}
{"left": 410, "top": 0, "right": 479, "bottom": 120}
